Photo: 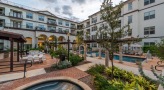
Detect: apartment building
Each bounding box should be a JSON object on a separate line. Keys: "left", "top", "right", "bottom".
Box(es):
{"left": 80, "top": 0, "right": 164, "bottom": 49}
{"left": 0, "top": 0, "right": 164, "bottom": 50}
{"left": 0, "top": 0, "right": 78, "bottom": 50}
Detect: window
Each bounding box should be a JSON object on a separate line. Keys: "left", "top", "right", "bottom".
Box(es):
{"left": 92, "top": 43, "right": 97, "bottom": 47}
{"left": 128, "top": 15, "right": 132, "bottom": 24}
{"left": 58, "top": 28, "right": 62, "bottom": 32}
{"left": 48, "top": 26, "right": 56, "bottom": 31}
{"left": 26, "top": 12, "right": 33, "bottom": 19}
{"left": 38, "top": 15, "right": 44, "bottom": 21}
{"left": 58, "top": 20, "right": 63, "bottom": 25}
{"left": 38, "top": 25, "right": 45, "bottom": 30}
{"left": 144, "top": 0, "right": 155, "bottom": 6}
{"left": 144, "top": 26, "right": 155, "bottom": 35}
{"left": 12, "top": 11, "right": 22, "bottom": 18}
{"left": 26, "top": 22, "right": 33, "bottom": 29}
{"left": 92, "top": 35, "right": 97, "bottom": 40}
{"left": 13, "top": 21, "right": 21, "bottom": 28}
{"left": 128, "top": 2, "right": 132, "bottom": 10}
{"left": 128, "top": 29, "right": 132, "bottom": 36}
{"left": 0, "top": 40, "right": 3, "bottom": 50}
{"left": 0, "top": 20, "right": 4, "bottom": 27}
{"left": 65, "top": 22, "right": 69, "bottom": 26}
{"left": 0, "top": 8, "right": 5, "bottom": 15}
{"left": 144, "top": 42, "right": 155, "bottom": 46}
{"left": 92, "top": 17, "right": 97, "bottom": 23}
{"left": 92, "top": 26, "right": 97, "bottom": 31}
{"left": 144, "top": 10, "right": 155, "bottom": 20}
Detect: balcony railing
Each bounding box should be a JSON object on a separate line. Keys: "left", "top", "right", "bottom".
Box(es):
{"left": 47, "top": 21, "right": 57, "bottom": 25}
{"left": 3, "top": 23, "right": 76, "bottom": 35}
{"left": 71, "top": 25, "right": 76, "bottom": 29}
{"left": 9, "top": 12, "right": 23, "bottom": 19}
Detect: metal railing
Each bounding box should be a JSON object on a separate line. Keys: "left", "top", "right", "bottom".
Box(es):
{"left": 9, "top": 12, "right": 23, "bottom": 19}
{"left": 0, "top": 60, "right": 32, "bottom": 77}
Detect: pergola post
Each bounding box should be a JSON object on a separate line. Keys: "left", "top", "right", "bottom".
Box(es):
{"left": 17, "top": 42, "right": 19, "bottom": 62}
{"left": 20, "top": 43, "right": 23, "bottom": 58}
{"left": 98, "top": 46, "right": 102, "bottom": 59}
{"left": 105, "top": 50, "right": 109, "bottom": 67}
{"left": 10, "top": 38, "right": 13, "bottom": 71}
{"left": 84, "top": 43, "right": 87, "bottom": 60}
{"left": 119, "top": 43, "right": 123, "bottom": 63}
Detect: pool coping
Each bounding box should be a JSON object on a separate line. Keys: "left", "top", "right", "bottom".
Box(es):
{"left": 14, "top": 76, "right": 92, "bottom": 90}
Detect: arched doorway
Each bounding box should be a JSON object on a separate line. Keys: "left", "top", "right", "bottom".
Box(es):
{"left": 58, "top": 36, "right": 66, "bottom": 49}
{"left": 25, "top": 37, "right": 32, "bottom": 50}
{"left": 38, "top": 34, "right": 47, "bottom": 47}
{"left": 48, "top": 35, "right": 57, "bottom": 50}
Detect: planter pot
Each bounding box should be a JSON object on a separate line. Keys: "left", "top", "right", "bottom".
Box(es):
{"left": 0, "top": 53, "right": 4, "bottom": 59}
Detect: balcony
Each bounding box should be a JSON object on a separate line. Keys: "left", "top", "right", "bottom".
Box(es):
{"left": 47, "top": 21, "right": 57, "bottom": 25}
{"left": 71, "top": 26, "right": 76, "bottom": 29}
{"left": 35, "top": 26, "right": 46, "bottom": 31}
{"left": 9, "top": 12, "right": 23, "bottom": 19}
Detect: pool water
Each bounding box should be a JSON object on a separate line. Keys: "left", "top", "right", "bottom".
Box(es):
{"left": 82, "top": 51, "right": 145, "bottom": 63}
{"left": 25, "top": 81, "right": 83, "bottom": 90}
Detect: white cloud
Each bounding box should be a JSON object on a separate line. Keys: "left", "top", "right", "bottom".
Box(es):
{"left": 8, "top": 0, "right": 125, "bottom": 21}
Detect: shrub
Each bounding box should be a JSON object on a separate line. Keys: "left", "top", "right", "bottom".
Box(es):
{"left": 51, "top": 60, "right": 72, "bottom": 70}
{"left": 69, "top": 54, "right": 82, "bottom": 66}
{"left": 87, "top": 64, "right": 106, "bottom": 75}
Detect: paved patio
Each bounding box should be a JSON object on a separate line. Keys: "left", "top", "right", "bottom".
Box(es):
{"left": 0, "top": 54, "right": 57, "bottom": 74}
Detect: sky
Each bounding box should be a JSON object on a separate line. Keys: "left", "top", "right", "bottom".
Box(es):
{"left": 7, "top": 0, "right": 125, "bottom": 21}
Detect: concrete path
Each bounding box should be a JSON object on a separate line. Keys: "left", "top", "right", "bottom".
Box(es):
{"left": 0, "top": 68, "right": 46, "bottom": 83}
{"left": 76, "top": 57, "right": 161, "bottom": 80}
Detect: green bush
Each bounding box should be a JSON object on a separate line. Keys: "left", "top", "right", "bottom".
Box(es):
{"left": 69, "top": 54, "right": 83, "bottom": 66}
{"left": 51, "top": 60, "right": 72, "bottom": 70}
{"left": 87, "top": 65, "right": 157, "bottom": 90}
{"left": 87, "top": 64, "right": 106, "bottom": 75}
{"left": 142, "top": 46, "right": 156, "bottom": 55}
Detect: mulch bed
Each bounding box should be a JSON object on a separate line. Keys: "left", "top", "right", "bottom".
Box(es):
{"left": 44, "top": 60, "right": 92, "bottom": 73}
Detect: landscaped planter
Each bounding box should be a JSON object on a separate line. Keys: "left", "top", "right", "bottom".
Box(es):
{"left": 0, "top": 53, "right": 4, "bottom": 59}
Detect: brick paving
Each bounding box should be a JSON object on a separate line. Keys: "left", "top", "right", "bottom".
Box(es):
{"left": 0, "top": 67, "right": 89, "bottom": 90}
{"left": 0, "top": 54, "right": 57, "bottom": 74}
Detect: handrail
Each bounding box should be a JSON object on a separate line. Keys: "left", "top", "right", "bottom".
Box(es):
{"left": 0, "top": 60, "right": 33, "bottom": 77}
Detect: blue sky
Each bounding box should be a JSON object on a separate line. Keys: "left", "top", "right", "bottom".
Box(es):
{"left": 7, "top": 0, "right": 124, "bottom": 21}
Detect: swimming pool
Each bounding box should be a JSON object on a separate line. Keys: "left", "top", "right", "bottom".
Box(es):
{"left": 25, "top": 80, "right": 83, "bottom": 90}
{"left": 82, "top": 51, "right": 145, "bottom": 63}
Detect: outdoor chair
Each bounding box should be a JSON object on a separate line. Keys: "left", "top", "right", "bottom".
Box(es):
{"left": 33, "top": 56, "right": 41, "bottom": 63}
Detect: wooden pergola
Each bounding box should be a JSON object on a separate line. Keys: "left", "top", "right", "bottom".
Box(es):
{"left": 0, "top": 31, "right": 26, "bottom": 71}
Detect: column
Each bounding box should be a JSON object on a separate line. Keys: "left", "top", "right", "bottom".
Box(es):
{"left": 35, "top": 37, "right": 38, "bottom": 48}
{"left": 119, "top": 43, "right": 123, "bottom": 63}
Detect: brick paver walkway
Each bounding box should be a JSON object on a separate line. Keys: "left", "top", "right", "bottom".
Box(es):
{"left": 0, "top": 67, "right": 89, "bottom": 90}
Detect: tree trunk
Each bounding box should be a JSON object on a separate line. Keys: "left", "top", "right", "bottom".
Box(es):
{"left": 105, "top": 50, "right": 109, "bottom": 67}
{"left": 109, "top": 52, "right": 114, "bottom": 79}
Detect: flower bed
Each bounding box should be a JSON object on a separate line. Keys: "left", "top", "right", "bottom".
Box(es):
{"left": 87, "top": 64, "right": 158, "bottom": 90}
